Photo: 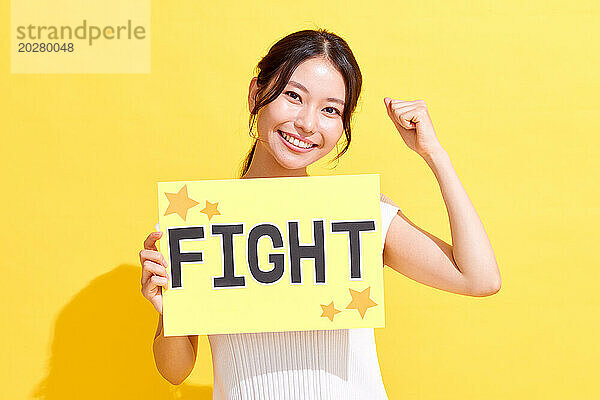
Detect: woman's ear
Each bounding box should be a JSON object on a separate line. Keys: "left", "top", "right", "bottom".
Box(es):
{"left": 248, "top": 77, "right": 259, "bottom": 113}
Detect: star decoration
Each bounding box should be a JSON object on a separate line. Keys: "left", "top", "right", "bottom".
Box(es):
{"left": 200, "top": 200, "right": 221, "bottom": 220}
{"left": 345, "top": 287, "right": 377, "bottom": 319}
{"left": 320, "top": 301, "right": 342, "bottom": 322}
{"left": 164, "top": 185, "right": 199, "bottom": 221}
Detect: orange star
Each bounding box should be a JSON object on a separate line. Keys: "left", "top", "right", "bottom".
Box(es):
{"left": 164, "top": 185, "right": 199, "bottom": 221}
{"left": 345, "top": 287, "right": 377, "bottom": 319}
{"left": 200, "top": 200, "right": 221, "bottom": 220}
{"left": 320, "top": 301, "right": 342, "bottom": 322}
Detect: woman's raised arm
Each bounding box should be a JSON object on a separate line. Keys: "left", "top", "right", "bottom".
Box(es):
{"left": 382, "top": 98, "right": 501, "bottom": 296}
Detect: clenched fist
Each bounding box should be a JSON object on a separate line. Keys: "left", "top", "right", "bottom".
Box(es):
{"left": 384, "top": 97, "right": 444, "bottom": 158}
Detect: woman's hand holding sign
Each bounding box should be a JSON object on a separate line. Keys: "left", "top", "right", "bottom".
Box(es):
{"left": 141, "top": 231, "right": 199, "bottom": 385}
{"left": 139, "top": 231, "right": 169, "bottom": 314}
{"left": 383, "top": 97, "right": 444, "bottom": 158}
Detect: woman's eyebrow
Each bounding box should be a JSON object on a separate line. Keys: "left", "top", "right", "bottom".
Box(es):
{"left": 288, "top": 80, "right": 345, "bottom": 106}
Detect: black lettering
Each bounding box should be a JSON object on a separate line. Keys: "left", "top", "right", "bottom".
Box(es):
{"left": 331, "top": 220, "right": 376, "bottom": 279}
{"left": 212, "top": 224, "right": 246, "bottom": 288}
{"left": 247, "top": 224, "right": 285, "bottom": 284}
{"left": 168, "top": 227, "right": 205, "bottom": 288}
{"left": 288, "top": 220, "right": 325, "bottom": 284}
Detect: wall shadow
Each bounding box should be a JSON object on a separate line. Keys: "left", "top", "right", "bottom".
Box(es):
{"left": 32, "top": 264, "right": 213, "bottom": 400}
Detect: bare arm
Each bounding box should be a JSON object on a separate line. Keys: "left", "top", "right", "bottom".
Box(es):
{"left": 140, "top": 231, "right": 200, "bottom": 385}
{"left": 153, "top": 313, "right": 199, "bottom": 385}
{"left": 382, "top": 98, "right": 501, "bottom": 296}
{"left": 383, "top": 148, "right": 501, "bottom": 296}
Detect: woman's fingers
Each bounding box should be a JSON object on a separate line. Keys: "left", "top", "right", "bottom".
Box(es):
{"left": 140, "top": 245, "right": 169, "bottom": 286}
{"left": 387, "top": 99, "right": 426, "bottom": 115}
{"left": 394, "top": 106, "right": 416, "bottom": 129}
{"left": 139, "top": 249, "right": 168, "bottom": 268}
{"left": 400, "top": 110, "right": 419, "bottom": 129}
{"left": 141, "top": 269, "right": 168, "bottom": 299}
{"left": 390, "top": 103, "right": 422, "bottom": 116}
{"left": 390, "top": 99, "right": 426, "bottom": 106}
{"left": 141, "top": 260, "right": 168, "bottom": 285}
{"left": 150, "top": 275, "right": 169, "bottom": 288}
{"left": 388, "top": 106, "right": 417, "bottom": 129}
{"left": 143, "top": 231, "right": 162, "bottom": 251}
{"left": 139, "top": 232, "right": 167, "bottom": 314}
{"left": 385, "top": 99, "right": 421, "bottom": 129}
{"left": 387, "top": 100, "right": 429, "bottom": 130}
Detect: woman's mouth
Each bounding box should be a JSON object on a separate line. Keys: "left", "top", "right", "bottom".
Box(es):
{"left": 278, "top": 130, "right": 317, "bottom": 153}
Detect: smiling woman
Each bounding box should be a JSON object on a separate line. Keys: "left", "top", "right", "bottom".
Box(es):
{"left": 140, "top": 27, "right": 501, "bottom": 399}
{"left": 238, "top": 30, "right": 361, "bottom": 177}
{"left": 278, "top": 128, "right": 319, "bottom": 151}
{"left": 241, "top": 56, "right": 350, "bottom": 172}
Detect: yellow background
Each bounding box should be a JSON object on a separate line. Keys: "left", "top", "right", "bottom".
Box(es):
{"left": 1, "top": 0, "right": 598, "bottom": 399}
{"left": 158, "top": 175, "right": 385, "bottom": 335}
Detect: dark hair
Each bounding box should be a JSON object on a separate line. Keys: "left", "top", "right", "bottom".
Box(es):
{"left": 239, "top": 28, "right": 363, "bottom": 178}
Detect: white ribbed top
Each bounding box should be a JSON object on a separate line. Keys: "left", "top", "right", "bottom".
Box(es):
{"left": 156, "top": 195, "right": 401, "bottom": 399}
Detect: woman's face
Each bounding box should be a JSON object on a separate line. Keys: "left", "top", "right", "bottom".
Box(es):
{"left": 251, "top": 57, "right": 347, "bottom": 170}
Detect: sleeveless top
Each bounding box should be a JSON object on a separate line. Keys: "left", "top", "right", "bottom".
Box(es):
{"left": 156, "top": 194, "right": 401, "bottom": 399}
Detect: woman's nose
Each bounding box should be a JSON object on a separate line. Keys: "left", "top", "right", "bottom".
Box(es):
{"left": 294, "top": 106, "right": 319, "bottom": 135}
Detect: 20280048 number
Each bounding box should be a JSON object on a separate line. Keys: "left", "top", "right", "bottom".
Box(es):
{"left": 18, "top": 42, "right": 74, "bottom": 52}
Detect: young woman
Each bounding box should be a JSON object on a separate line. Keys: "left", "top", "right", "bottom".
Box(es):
{"left": 139, "top": 29, "right": 501, "bottom": 399}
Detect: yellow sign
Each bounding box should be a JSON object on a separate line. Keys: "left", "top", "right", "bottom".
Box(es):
{"left": 157, "top": 174, "right": 385, "bottom": 336}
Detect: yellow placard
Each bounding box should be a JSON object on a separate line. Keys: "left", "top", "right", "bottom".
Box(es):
{"left": 157, "top": 174, "right": 385, "bottom": 336}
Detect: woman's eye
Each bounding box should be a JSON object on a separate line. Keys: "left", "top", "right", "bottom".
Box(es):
{"left": 285, "top": 91, "right": 340, "bottom": 116}
{"left": 324, "top": 106, "right": 341, "bottom": 115}
{"left": 285, "top": 91, "right": 300, "bottom": 101}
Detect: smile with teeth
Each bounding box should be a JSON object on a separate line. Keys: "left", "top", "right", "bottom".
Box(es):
{"left": 278, "top": 130, "right": 317, "bottom": 149}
